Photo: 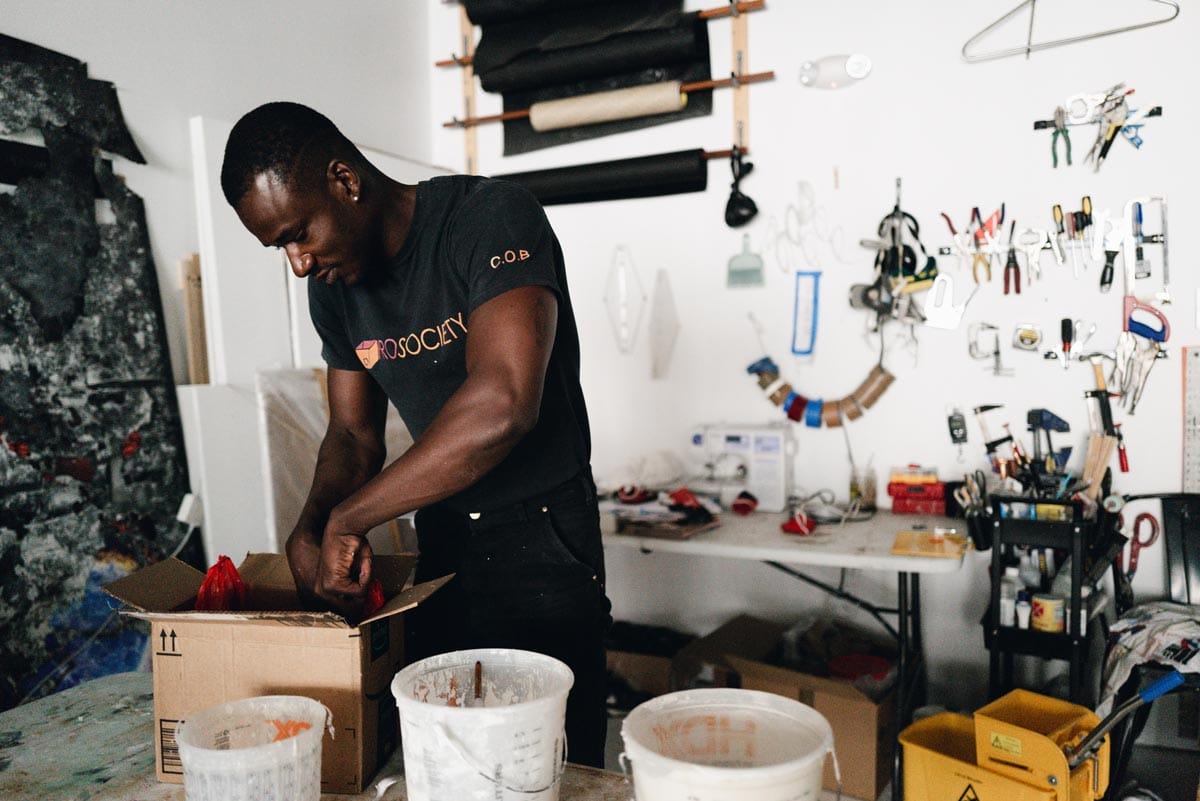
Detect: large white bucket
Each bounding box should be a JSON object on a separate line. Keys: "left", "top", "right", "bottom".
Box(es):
{"left": 392, "top": 648, "right": 574, "bottom": 801}
{"left": 620, "top": 688, "right": 838, "bottom": 801}
{"left": 175, "top": 695, "right": 331, "bottom": 801}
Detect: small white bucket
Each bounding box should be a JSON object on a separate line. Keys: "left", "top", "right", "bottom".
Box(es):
{"left": 175, "top": 695, "right": 331, "bottom": 801}
{"left": 620, "top": 688, "right": 839, "bottom": 801}
{"left": 392, "top": 648, "right": 574, "bottom": 801}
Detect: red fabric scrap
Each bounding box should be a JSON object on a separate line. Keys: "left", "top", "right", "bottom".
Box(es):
{"left": 195, "top": 555, "right": 248, "bottom": 611}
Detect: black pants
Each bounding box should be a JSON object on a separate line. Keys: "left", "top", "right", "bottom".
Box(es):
{"left": 404, "top": 470, "right": 613, "bottom": 768}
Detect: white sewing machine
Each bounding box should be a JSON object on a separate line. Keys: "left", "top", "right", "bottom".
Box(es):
{"left": 686, "top": 423, "right": 794, "bottom": 512}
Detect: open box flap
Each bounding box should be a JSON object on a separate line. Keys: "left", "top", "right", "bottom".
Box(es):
{"left": 104, "top": 553, "right": 422, "bottom": 622}
{"left": 360, "top": 573, "right": 454, "bottom": 627}
{"left": 102, "top": 557, "right": 204, "bottom": 612}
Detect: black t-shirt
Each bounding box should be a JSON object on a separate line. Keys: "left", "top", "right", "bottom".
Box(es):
{"left": 308, "top": 175, "right": 591, "bottom": 512}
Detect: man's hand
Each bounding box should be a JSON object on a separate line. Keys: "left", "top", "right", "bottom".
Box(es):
{"left": 316, "top": 515, "right": 374, "bottom": 616}
{"left": 287, "top": 507, "right": 372, "bottom": 616}
{"left": 285, "top": 520, "right": 323, "bottom": 611}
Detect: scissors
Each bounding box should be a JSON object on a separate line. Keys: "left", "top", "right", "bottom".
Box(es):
{"left": 1118, "top": 512, "right": 1160, "bottom": 579}
{"left": 956, "top": 470, "right": 988, "bottom": 513}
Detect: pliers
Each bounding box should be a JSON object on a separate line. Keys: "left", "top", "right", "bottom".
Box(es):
{"left": 1051, "top": 106, "right": 1072, "bottom": 167}
{"left": 969, "top": 206, "right": 1002, "bottom": 284}
{"left": 1003, "top": 220, "right": 1020, "bottom": 295}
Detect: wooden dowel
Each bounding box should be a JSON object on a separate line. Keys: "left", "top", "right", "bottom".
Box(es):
{"left": 698, "top": 0, "right": 766, "bottom": 20}
{"left": 443, "top": 109, "right": 531, "bottom": 129}
{"left": 681, "top": 70, "right": 774, "bottom": 93}
{"left": 703, "top": 147, "right": 751, "bottom": 159}
{"left": 442, "top": 71, "right": 774, "bottom": 129}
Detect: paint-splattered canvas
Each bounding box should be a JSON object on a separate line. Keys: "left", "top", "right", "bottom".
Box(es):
{"left": 0, "top": 35, "right": 191, "bottom": 710}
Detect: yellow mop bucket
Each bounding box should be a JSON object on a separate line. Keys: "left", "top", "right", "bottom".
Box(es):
{"left": 900, "top": 691, "right": 1107, "bottom": 801}
{"left": 901, "top": 671, "right": 1184, "bottom": 801}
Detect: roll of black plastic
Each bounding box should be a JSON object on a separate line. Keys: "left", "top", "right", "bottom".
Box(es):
{"left": 481, "top": 17, "right": 706, "bottom": 94}
{"left": 495, "top": 149, "right": 708, "bottom": 206}
{"left": 462, "top": 0, "right": 606, "bottom": 27}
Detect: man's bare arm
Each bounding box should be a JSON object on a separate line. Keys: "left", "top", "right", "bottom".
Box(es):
{"left": 315, "top": 284, "right": 559, "bottom": 599}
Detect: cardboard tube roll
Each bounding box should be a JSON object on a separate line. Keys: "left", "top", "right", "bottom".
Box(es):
{"left": 822, "top": 399, "right": 844, "bottom": 428}
{"left": 529, "top": 81, "right": 685, "bottom": 132}
{"left": 839, "top": 397, "right": 863, "bottom": 421}
{"left": 851, "top": 366, "right": 896, "bottom": 410}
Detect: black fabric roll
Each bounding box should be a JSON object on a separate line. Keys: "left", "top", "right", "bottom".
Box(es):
{"left": 462, "top": 0, "right": 605, "bottom": 26}
{"left": 500, "top": 14, "right": 710, "bottom": 155}
{"left": 480, "top": 13, "right": 705, "bottom": 94}
{"left": 471, "top": 0, "right": 681, "bottom": 74}
{"left": 494, "top": 148, "right": 708, "bottom": 206}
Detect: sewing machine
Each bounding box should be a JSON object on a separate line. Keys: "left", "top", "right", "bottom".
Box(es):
{"left": 686, "top": 423, "right": 793, "bottom": 512}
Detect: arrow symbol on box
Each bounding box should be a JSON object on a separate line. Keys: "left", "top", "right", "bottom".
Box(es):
{"left": 160, "top": 630, "right": 167, "bottom": 650}
{"left": 169, "top": 630, "right": 177, "bottom": 651}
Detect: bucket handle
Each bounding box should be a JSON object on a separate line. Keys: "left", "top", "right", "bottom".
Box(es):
{"left": 617, "top": 751, "right": 635, "bottom": 801}
{"left": 436, "top": 721, "right": 569, "bottom": 795}
{"left": 829, "top": 746, "right": 842, "bottom": 801}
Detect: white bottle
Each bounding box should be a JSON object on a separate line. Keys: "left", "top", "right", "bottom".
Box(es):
{"left": 1019, "top": 551, "right": 1041, "bottom": 591}
{"left": 999, "top": 566, "right": 1022, "bottom": 627}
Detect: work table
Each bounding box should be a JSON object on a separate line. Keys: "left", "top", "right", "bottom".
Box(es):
{"left": 0, "top": 672, "right": 631, "bottom": 801}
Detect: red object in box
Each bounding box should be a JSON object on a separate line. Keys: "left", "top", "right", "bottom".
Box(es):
{"left": 891, "top": 496, "right": 946, "bottom": 515}
{"left": 887, "top": 481, "right": 945, "bottom": 499}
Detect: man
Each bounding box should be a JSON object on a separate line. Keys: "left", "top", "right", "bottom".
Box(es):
{"left": 220, "top": 102, "right": 611, "bottom": 767}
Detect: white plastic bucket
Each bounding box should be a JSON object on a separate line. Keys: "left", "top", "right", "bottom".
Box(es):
{"left": 620, "top": 688, "right": 838, "bottom": 801}
{"left": 392, "top": 648, "right": 574, "bottom": 801}
{"left": 175, "top": 695, "right": 332, "bottom": 801}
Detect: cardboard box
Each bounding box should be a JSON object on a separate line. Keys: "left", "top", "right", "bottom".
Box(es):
{"left": 104, "top": 553, "right": 449, "bottom": 794}
{"left": 607, "top": 650, "right": 675, "bottom": 697}
{"left": 672, "top": 614, "right": 896, "bottom": 801}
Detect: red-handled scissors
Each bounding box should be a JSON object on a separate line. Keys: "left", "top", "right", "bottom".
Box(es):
{"left": 1120, "top": 512, "right": 1160, "bottom": 580}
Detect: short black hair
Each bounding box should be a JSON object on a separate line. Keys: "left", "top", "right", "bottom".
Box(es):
{"left": 220, "top": 102, "right": 345, "bottom": 206}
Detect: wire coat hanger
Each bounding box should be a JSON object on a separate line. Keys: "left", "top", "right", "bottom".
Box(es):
{"left": 962, "top": 0, "right": 1180, "bottom": 63}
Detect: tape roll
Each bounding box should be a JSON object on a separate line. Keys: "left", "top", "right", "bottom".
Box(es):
{"left": 756, "top": 369, "right": 780, "bottom": 390}
{"left": 804, "top": 399, "right": 824, "bottom": 428}
{"left": 838, "top": 397, "right": 863, "bottom": 421}
{"left": 852, "top": 366, "right": 896, "bottom": 410}
{"left": 530, "top": 81, "right": 685, "bottom": 132}
{"left": 786, "top": 393, "right": 808, "bottom": 421}
{"left": 821, "top": 399, "right": 844, "bottom": 428}
{"left": 768, "top": 381, "right": 794, "bottom": 407}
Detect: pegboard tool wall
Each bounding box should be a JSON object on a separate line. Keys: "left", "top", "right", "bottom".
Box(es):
{"left": 431, "top": 1, "right": 1196, "bottom": 711}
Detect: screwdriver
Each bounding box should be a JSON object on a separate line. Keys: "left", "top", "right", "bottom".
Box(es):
{"left": 1004, "top": 219, "right": 1020, "bottom": 295}
{"left": 1132, "top": 201, "right": 1149, "bottom": 279}
{"left": 1053, "top": 204, "right": 1076, "bottom": 277}
{"left": 1100, "top": 246, "right": 1118, "bottom": 293}
{"left": 1065, "top": 214, "right": 1080, "bottom": 277}
{"left": 1081, "top": 195, "right": 1093, "bottom": 253}
{"left": 1060, "top": 318, "right": 1073, "bottom": 371}
{"left": 1116, "top": 423, "right": 1129, "bottom": 472}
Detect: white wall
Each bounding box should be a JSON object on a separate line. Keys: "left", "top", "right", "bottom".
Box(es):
{"left": 429, "top": 0, "right": 1199, "bottom": 710}
{"left": 1, "top": 0, "right": 434, "bottom": 385}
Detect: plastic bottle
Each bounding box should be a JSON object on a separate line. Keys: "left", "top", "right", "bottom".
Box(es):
{"left": 998, "top": 566, "right": 1021, "bottom": 627}
{"left": 1018, "top": 551, "right": 1041, "bottom": 590}
{"left": 1015, "top": 590, "right": 1033, "bottom": 629}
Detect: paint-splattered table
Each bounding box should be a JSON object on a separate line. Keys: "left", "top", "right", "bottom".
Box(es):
{"left": 0, "top": 672, "right": 632, "bottom": 800}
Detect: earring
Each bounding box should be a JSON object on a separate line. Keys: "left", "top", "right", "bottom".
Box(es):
{"left": 351, "top": 194, "right": 360, "bottom": 202}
